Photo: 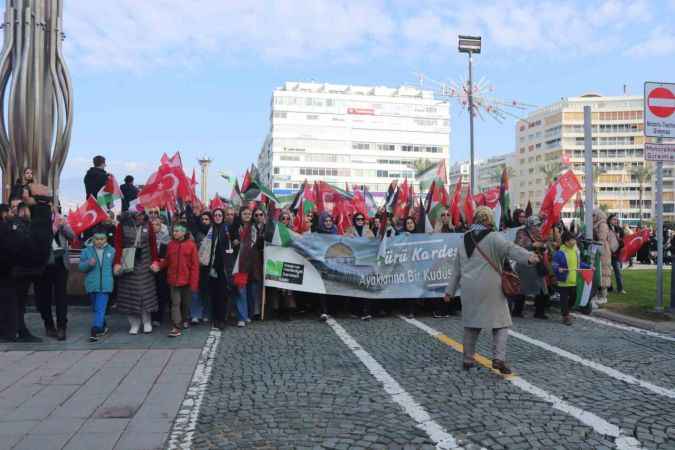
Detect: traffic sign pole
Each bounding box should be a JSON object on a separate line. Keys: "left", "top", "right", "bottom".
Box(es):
{"left": 655, "top": 159, "right": 664, "bottom": 312}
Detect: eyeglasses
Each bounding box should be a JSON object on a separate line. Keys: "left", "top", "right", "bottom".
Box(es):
{"left": 213, "top": 213, "right": 223, "bottom": 217}
{"left": 281, "top": 216, "right": 290, "bottom": 221}
{"left": 254, "top": 213, "right": 264, "bottom": 217}
{"left": 440, "top": 213, "right": 448, "bottom": 217}
{"left": 355, "top": 218, "right": 364, "bottom": 222}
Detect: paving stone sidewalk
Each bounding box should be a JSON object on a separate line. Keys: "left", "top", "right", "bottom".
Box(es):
{"left": 0, "top": 310, "right": 210, "bottom": 450}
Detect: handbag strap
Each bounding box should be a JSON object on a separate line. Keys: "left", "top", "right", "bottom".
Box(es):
{"left": 471, "top": 233, "right": 502, "bottom": 276}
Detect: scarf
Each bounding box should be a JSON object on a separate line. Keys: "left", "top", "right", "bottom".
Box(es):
{"left": 464, "top": 223, "right": 491, "bottom": 258}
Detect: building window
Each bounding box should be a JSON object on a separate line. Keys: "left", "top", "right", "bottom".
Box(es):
{"left": 306, "top": 114, "right": 319, "bottom": 120}
{"left": 353, "top": 142, "right": 370, "bottom": 150}
{"left": 273, "top": 167, "right": 279, "bottom": 175}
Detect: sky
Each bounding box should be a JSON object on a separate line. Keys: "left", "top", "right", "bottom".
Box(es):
{"left": 8, "top": 0, "right": 675, "bottom": 208}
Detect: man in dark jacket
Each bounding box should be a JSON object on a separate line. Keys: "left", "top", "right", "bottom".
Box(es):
{"left": 84, "top": 155, "right": 108, "bottom": 199}
{"left": 0, "top": 187, "right": 53, "bottom": 342}
{"left": 120, "top": 175, "right": 138, "bottom": 211}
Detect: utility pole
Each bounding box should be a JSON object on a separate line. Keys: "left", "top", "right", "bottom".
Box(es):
{"left": 458, "top": 35, "right": 481, "bottom": 195}
{"left": 583, "top": 106, "right": 593, "bottom": 240}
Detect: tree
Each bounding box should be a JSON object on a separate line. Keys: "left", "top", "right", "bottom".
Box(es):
{"left": 412, "top": 158, "right": 435, "bottom": 177}
{"left": 630, "top": 165, "right": 653, "bottom": 227}
{"left": 541, "top": 162, "right": 563, "bottom": 185}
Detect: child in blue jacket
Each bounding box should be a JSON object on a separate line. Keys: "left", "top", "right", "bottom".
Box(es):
{"left": 79, "top": 229, "right": 116, "bottom": 342}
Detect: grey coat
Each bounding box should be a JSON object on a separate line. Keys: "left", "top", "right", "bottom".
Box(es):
{"left": 446, "top": 231, "right": 533, "bottom": 329}
{"left": 116, "top": 224, "right": 158, "bottom": 315}
{"left": 514, "top": 227, "right": 546, "bottom": 297}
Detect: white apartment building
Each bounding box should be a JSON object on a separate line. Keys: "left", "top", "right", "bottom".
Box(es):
{"left": 257, "top": 81, "right": 450, "bottom": 199}
{"left": 510, "top": 93, "right": 671, "bottom": 226}
{"left": 448, "top": 153, "right": 514, "bottom": 192}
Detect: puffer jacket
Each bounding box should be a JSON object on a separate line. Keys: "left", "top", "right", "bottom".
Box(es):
{"left": 161, "top": 238, "right": 199, "bottom": 292}
{"left": 79, "top": 244, "right": 116, "bottom": 293}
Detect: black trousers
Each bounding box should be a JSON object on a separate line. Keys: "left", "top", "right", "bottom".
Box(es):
{"left": 559, "top": 286, "right": 576, "bottom": 317}
{"left": 209, "top": 275, "right": 228, "bottom": 323}
{"left": 151, "top": 272, "right": 170, "bottom": 324}
{"left": 35, "top": 262, "right": 69, "bottom": 329}
{"left": 13, "top": 277, "right": 36, "bottom": 336}
{"left": 0, "top": 283, "right": 21, "bottom": 339}
{"left": 512, "top": 293, "right": 548, "bottom": 317}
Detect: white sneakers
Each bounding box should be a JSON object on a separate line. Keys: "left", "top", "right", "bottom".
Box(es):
{"left": 128, "top": 316, "right": 141, "bottom": 335}
{"left": 237, "top": 321, "right": 246, "bottom": 327}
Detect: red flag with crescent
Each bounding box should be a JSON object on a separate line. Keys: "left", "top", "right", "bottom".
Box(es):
{"left": 619, "top": 229, "right": 650, "bottom": 263}
{"left": 67, "top": 196, "right": 108, "bottom": 235}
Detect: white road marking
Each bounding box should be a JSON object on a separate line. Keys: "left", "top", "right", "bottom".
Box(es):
{"left": 510, "top": 329, "right": 675, "bottom": 399}
{"left": 402, "top": 317, "right": 645, "bottom": 450}
{"left": 326, "top": 318, "right": 462, "bottom": 450}
{"left": 573, "top": 313, "right": 675, "bottom": 343}
{"left": 166, "top": 329, "right": 222, "bottom": 450}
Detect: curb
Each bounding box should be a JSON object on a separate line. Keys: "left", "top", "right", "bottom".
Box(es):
{"left": 592, "top": 309, "right": 675, "bottom": 333}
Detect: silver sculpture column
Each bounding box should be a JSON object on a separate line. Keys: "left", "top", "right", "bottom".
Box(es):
{"left": 0, "top": 0, "right": 73, "bottom": 200}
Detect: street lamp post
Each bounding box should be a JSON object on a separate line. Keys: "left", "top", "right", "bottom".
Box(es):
{"left": 458, "top": 35, "right": 481, "bottom": 195}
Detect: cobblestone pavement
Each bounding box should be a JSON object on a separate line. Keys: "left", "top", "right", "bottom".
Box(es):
{"left": 0, "top": 309, "right": 209, "bottom": 450}
{"left": 184, "top": 309, "right": 675, "bottom": 450}
{"left": 4, "top": 308, "right": 675, "bottom": 449}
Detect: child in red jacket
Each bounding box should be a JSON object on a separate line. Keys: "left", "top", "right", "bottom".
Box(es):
{"left": 161, "top": 224, "right": 199, "bottom": 337}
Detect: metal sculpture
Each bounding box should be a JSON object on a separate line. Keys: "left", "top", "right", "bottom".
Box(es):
{"left": 0, "top": 0, "right": 73, "bottom": 200}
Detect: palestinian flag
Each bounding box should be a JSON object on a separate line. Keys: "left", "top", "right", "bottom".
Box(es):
{"left": 97, "top": 175, "right": 122, "bottom": 208}
{"left": 425, "top": 180, "right": 445, "bottom": 225}
{"left": 229, "top": 179, "right": 242, "bottom": 208}
{"left": 575, "top": 263, "right": 594, "bottom": 308}
{"left": 499, "top": 167, "right": 510, "bottom": 227}
{"left": 270, "top": 221, "right": 298, "bottom": 247}
{"left": 363, "top": 186, "right": 378, "bottom": 218}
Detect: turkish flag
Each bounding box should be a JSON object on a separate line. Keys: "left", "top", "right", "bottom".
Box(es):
{"left": 68, "top": 196, "right": 108, "bottom": 235}
{"left": 464, "top": 188, "right": 476, "bottom": 225}
{"left": 482, "top": 187, "right": 500, "bottom": 208}
{"left": 450, "top": 177, "right": 462, "bottom": 226}
{"left": 540, "top": 170, "right": 582, "bottom": 237}
{"left": 209, "top": 196, "right": 226, "bottom": 211}
{"left": 619, "top": 229, "right": 650, "bottom": 263}
{"left": 139, "top": 165, "right": 192, "bottom": 209}
{"left": 393, "top": 178, "right": 410, "bottom": 219}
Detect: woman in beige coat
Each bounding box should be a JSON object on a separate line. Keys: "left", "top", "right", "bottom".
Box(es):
{"left": 445, "top": 206, "right": 539, "bottom": 374}
{"left": 593, "top": 209, "right": 612, "bottom": 304}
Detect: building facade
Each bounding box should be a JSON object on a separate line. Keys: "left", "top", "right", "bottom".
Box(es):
{"left": 257, "top": 81, "right": 450, "bottom": 199}
{"left": 448, "top": 153, "right": 514, "bottom": 192}
{"left": 510, "top": 94, "right": 670, "bottom": 226}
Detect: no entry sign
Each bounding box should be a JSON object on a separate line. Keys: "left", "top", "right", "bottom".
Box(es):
{"left": 645, "top": 82, "right": 675, "bottom": 137}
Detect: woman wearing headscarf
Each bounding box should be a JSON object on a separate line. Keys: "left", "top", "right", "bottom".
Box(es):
{"left": 398, "top": 216, "right": 420, "bottom": 318}
{"left": 432, "top": 209, "right": 457, "bottom": 317}
{"left": 269, "top": 210, "right": 296, "bottom": 321}
{"left": 316, "top": 212, "right": 337, "bottom": 320}
{"left": 235, "top": 207, "right": 266, "bottom": 324}
{"left": 512, "top": 216, "right": 549, "bottom": 319}
{"left": 444, "top": 206, "right": 539, "bottom": 374}
{"left": 203, "top": 208, "right": 233, "bottom": 329}
{"left": 345, "top": 213, "right": 375, "bottom": 320}
{"left": 593, "top": 209, "right": 612, "bottom": 305}
{"left": 149, "top": 216, "right": 170, "bottom": 327}
{"left": 113, "top": 211, "right": 161, "bottom": 334}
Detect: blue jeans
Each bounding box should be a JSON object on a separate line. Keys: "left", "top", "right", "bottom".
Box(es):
{"left": 236, "top": 282, "right": 262, "bottom": 321}
{"left": 190, "top": 292, "right": 204, "bottom": 320}
{"left": 90, "top": 293, "right": 109, "bottom": 331}
{"left": 611, "top": 257, "right": 624, "bottom": 292}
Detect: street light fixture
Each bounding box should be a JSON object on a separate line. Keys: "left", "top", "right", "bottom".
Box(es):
{"left": 458, "top": 35, "right": 481, "bottom": 195}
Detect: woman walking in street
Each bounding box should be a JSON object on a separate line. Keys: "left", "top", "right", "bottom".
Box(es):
{"left": 203, "top": 208, "right": 232, "bottom": 329}
{"left": 445, "top": 206, "right": 539, "bottom": 374}
{"left": 113, "top": 210, "right": 161, "bottom": 335}
{"left": 346, "top": 213, "right": 375, "bottom": 320}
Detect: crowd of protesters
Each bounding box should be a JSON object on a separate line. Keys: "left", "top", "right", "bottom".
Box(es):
{"left": 0, "top": 155, "right": 661, "bottom": 374}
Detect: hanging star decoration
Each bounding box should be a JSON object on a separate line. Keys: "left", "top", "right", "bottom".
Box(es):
{"left": 414, "top": 72, "right": 536, "bottom": 124}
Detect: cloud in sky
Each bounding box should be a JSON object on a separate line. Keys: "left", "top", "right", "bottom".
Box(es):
{"left": 62, "top": 0, "right": 668, "bottom": 72}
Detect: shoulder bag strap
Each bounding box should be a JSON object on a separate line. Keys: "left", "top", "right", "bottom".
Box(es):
{"left": 471, "top": 234, "right": 502, "bottom": 275}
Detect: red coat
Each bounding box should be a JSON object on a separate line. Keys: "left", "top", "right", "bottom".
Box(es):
{"left": 161, "top": 238, "right": 200, "bottom": 292}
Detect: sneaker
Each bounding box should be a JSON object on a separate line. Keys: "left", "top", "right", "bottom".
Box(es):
{"left": 237, "top": 321, "right": 246, "bottom": 327}
{"left": 361, "top": 315, "right": 372, "bottom": 321}
{"left": 320, "top": 313, "right": 328, "bottom": 322}
{"left": 97, "top": 327, "right": 109, "bottom": 337}
{"left": 89, "top": 329, "right": 98, "bottom": 342}
{"left": 168, "top": 328, "right": 182, "bottom": 337}
{"left": 406, "top": 313, "right": 414, "bottom": 319}
{"left": 201, "top": 318, "right": 210, "bottom": 324}
{"left": 191, "top": 318, "right": 200, "bottom": 325}
{"left": 562, "top": 315, "right": 573, "bottom": 326}
{"left": 620, "top": 290, "right": 627, "bottom": 295}
{"left": 183, "top": 322, "right": 190, "bottom": 329}
{"left": 432, "top": 312, "right": 448, "bottom": 319}
{"left": 245, "top": 318, "right": 252, "bottom": 324}
{"left": 142, "top": 323, "right": 152, "bottom": 334}
{"left": 45, "top": 326, "right": 57, "bottom": 339}
{"left": 151, "top": 321, "right": 161, "bottom": 327}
